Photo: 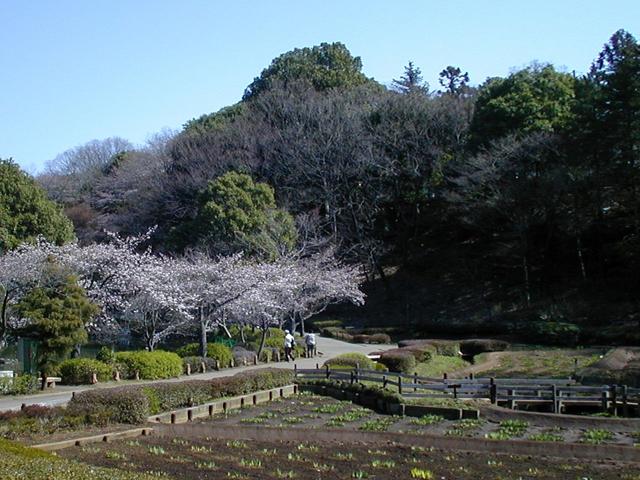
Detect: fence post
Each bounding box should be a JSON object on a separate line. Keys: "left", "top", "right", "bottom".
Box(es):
{"left": 507, "top": 389, "right": 513, "bottom": 409}
{"left": 294, "top": 364, "right": 297, "bottom": 378}
{"left": 552, "top": 385, "right": 558, "bottom": 413}
{"left": 489, "top": 378, "right": 497, "bottom": 404}
{"left": 325, "top": 364, "right": 330, "bottom": 380}
{"left": 611, "top": 385, "right": 618, "bottom": 415}
{"left": 186, "top": 363, "right": 191, "bottom": 376}
{"left": 443, "top": 372, "right": 448, "bottom": 381}
{"left": 414, "top": 372, "right": 418, "bottom": 392}
{"left": 469, "top": 372, "right": 474, "bottom": 380}
{"left": 601, "top": 386, "right": 610, "bottom": 413}
{"left": 398, "top": 375, "right": 403, "bottom": 395}
{"left": 383, "top": 375, "right": 388, "bottom": 389}
{"left": 355, "top": 363, "right": 359, "bottom": 384}
{"left": 316, "top": 363, "right": 319, "bottom": 370}
{"left": 350, "top": 370, "right": 354, "bottom": 385}
{"left": 201, "top": 361, "right": 206, "bottom": 373}
{"left": 453, "top": 384, "right": 458, "bottom": 399}
{"left": 622, "top": 385, "right": 629, "bottom": 417}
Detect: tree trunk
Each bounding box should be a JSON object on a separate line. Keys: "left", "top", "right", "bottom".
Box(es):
{"left": 576, "top": 235, "right": 587, "bottom": 279}
{"left": 0, "top": 290, "right": 10, "bottom": 348}
{"left": 522, "top": 254, "right": 531, "bottom": 307}
{"left": 300, "top": 315, "right": 306, "bottom": 336}
{"left": 40, "top": 370, "right": 47, "bottom": 391}
{"left": 257, "top": 326, "right": 268, "bottom": 358}
{"left": 240, "top": 324, "right": 246, "bottom": 344}
{"left": 199, "top": 308, "right": 207, "bottom": 357}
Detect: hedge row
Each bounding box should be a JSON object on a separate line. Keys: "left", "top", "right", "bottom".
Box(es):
{"left": 300, "top": 379, "right": 402, "bottom": 405}
{"left": 175, "top": 343, "right": 234, "bottom": 367}
{"left": 59, "top": 358, "right": 113, "bottom": 384}
{"left": 114, "top": 350, "right": 183, "bottom": 380}
{"left": 321, "top": 327, "right": 391, "bottom": 344}
{"left": 68, "top": 368, "right": 294, "bottom": 424}
{"left": 323, "top": 352, "right": 376, "bottom": 370}
{"left": 0, "top": 438, "right": 154, "bottom": 480}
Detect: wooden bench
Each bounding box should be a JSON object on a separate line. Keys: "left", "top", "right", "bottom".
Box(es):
{"left": 39, "top": 376, "right": 62, "bottom": 389}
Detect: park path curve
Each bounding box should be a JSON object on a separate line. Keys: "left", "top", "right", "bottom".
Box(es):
{"left": 0, "top": 336, "right": 395, "bottom": 411}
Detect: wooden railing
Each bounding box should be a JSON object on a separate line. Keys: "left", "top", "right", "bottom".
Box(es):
{"left": 294, "top": 365, "right": 640, "bottom": 415}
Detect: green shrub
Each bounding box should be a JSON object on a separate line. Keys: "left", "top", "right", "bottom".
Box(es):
{"left": 207, "top": 343, "right": 234, "bottom": 367}
{"left": 321, "top": 326, "right": 354, "bottom": 342}
{"left": 95, "top": 346, "right": 116, "bottom": 364}
{"left": 68, "top": 368, "right": 294, "bottom": 424}
{"left": 368, "top": 333, "right": 392, "bottom": 344}
{"left": 59, "top": 358, "right": 112, "bottom": 384}
{"left": 403, "top": 344, "right": 436, "bottom": 362}
{"left": 310, "top": 319, "right": 343, "bottom": 329}
{"left": 182, "top": 356, "right": 218, "bottom": 373}
{"left": 0, "top": 375, "right": 38, "bottom": 395}
{"left": 300, "top": 379, "right": 402, "bottom": 404}
{"left": 175, "top": 342, "right": 233, "bottom": 366}
{"left": 459, "top": 339, "right": 509, "bottom": 356}
{"left": 68, "top": 385, "right": 151, "bottom": 424}
{"left": 114, "top": 350, "right": 182, "bottom": 380}
{"left": 324, "top": 353, "right": 375, "bottom": 370}
{"left": 379, "top": 351, "right": 417, "bottom": 373}
{"left": 427, "top": 340, "right": 460, "bottom": 357}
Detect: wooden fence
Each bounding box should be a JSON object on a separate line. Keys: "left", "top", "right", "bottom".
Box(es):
{"left": 294, "top": 365, "right": 640, "bottom": 415}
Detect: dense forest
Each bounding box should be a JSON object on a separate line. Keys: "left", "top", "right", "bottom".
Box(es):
{"left": 6, "top": 29, "right": 640, "bottom": 345}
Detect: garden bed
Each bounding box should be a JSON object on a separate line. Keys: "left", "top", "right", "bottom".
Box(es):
{"left": 57, "top": 430, "right": 639, "bottom": 480}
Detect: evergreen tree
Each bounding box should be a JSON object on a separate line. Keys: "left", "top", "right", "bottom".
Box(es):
{"left": 438, "top": 66, "right": 470, "bottom": 95}
{"left": 0, "top": 159, "right": 75, "bottom": 253}
{"left": 392, "top": 61, "right": 429, "bottom": 95}
{"left": 16, "top": 265, "right": 99, "bottom": 388}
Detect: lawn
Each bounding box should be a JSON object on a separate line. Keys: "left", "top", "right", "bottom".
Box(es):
{"left": 475, "top": 349, "right": 603, "bottom": 379}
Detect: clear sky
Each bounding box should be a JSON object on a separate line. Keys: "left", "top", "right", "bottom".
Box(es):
{"left": 1, "top": 1, "right": 638, "bottom": 173}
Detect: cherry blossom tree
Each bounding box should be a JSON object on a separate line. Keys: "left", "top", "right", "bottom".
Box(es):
{"left": 287, "top": 248, "right": 365, "bottom": 335}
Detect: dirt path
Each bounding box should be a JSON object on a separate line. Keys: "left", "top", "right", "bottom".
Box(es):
{"left": 450, "top": 351, "right": 507, "bottom": 377}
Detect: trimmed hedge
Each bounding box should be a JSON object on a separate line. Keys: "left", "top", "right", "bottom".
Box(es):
{"left": 0, "top": 375, "right": 38, "bottom": 396}
{"left": 175, "top": 342, "right": 234, "bottom": 367}
{"left": 59, "top": 358, "right": 112, "bottom": 385}
{"left": 68, "top": 368, "right": 294, "bottom": 424}
{"left": 232, "top": 346, "right": 257, "bottom": 365}
{"left": 323, "top": 352, "right": 375, "bottom": 370}
{"left": 0, "top": 438, "right": 155, "bottom": 479}
{"left": 300, "top": 379, "right": 402, "bottom": 404}
{"left": 182, "top": 356, "right": 218, "bottom": 374}
{"left": 379, "top": 350, "right": 417, "bottom": 373}
{"left": 115, "top": 350, "right": 182, "bottom": 380}
{"left": 68, "top": 385, "right": 151, "bottom": 424}
{"left": 397, "top": 339, "right": 460, "bottom": 357}
{"left": 459, "top": 339, "right": 510, "bottom": 356}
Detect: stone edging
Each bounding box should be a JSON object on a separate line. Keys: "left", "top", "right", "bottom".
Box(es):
{"left": 153, "top": 424, "right": 640, "bottom": 463}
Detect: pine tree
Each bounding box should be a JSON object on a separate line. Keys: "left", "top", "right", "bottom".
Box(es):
{"left": 392, "top": 61, "right": 429, "bottom": 95}
{"left": 16, "top": 264, "right": 99, "bottom": 388}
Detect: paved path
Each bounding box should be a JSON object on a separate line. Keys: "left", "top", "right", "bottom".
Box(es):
{"left": 0, "top": 337, "right": 394, "bottom": 411}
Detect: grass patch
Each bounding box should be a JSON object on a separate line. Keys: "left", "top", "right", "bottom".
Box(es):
{"left": 414, "top": 355, "right": 468, "bottom": 378}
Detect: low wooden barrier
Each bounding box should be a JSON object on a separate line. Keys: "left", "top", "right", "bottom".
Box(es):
{"left": 295, "top": 365, "right": 640, "bottom": 415}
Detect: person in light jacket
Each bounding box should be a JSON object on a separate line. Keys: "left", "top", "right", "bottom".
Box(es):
{"left": 284, "top": 330, "right": 295, "bottom": 361}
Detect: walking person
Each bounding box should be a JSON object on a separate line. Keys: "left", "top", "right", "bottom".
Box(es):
{"left": 284, "top": 330, "right": 295, "bottom": 361}
{"left": 305, "top": 332, "right": 316, "bottom": 358}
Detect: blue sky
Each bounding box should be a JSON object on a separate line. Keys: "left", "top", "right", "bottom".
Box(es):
{"left": 1, "top": 1, "right": 638, "bottom": 173}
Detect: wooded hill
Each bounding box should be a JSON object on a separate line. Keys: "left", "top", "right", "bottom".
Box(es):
{"left": 17, "top": 30, "right": 640, "bottom": 345}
